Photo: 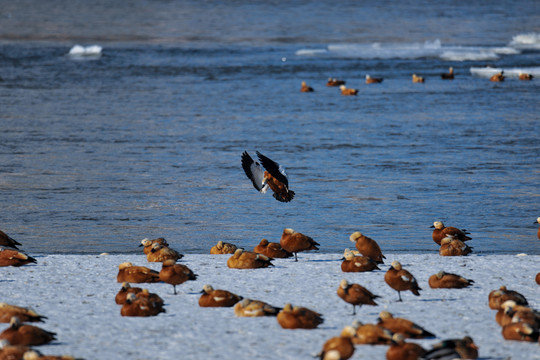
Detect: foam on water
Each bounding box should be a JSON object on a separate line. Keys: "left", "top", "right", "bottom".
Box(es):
{"left": 296, "top": 39, "right": 521, "bottom": 61}
{"left": 470, "top": 66, "right": 540, "bottom": 78}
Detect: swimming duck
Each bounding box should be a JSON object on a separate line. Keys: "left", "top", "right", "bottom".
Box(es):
{"left": 441, "top": 67, "right": 454, "bottom": 80}
{"left": 490, "top": 71, "right": 504, "bottom": 82}
{"left": 412, "top": 74, "right": 425, "bottom": 83}
{"left": 327, "top": 78, "right": 346, "bottom": 87}
{"left": 339, "top": 85, "right": 358, "bottom": 95}
{"left": 365, "top": 74, "right": 383, "bottom": 84}
{"left": 300, "top": 81, "right": 314, "bottom": 92}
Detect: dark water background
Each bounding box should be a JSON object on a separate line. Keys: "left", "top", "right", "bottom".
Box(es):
{"left": 1, "top": 1, "right": 539, "bottom": 254}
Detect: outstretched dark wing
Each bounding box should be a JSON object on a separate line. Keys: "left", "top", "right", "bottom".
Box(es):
{"left": 0, "top": 230, "right": 21, "bottom": 249}
{"left": 241, "top": 151, "right": 267, "bottom": 192}
{"left": 256, "top": 151, "right": 289, "bottom": 188}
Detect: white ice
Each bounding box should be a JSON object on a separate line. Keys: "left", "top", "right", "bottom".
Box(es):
{"left": 68, "top": 45, "right": 103, "bottom": 58}
{"left": 470, "top": 66, "right": 540, "bottom": 78}
{"left": 1, "top": 253, "right": 539, "bottom": 359}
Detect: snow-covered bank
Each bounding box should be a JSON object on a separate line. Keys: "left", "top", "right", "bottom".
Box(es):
{"left": 1, "top": 253, "right": 539, "bottom": 359}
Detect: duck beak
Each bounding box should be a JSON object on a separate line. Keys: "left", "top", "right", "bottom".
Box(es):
{"left": 430, "top": 225, "right": 435, "bottom": 228}
{"left": 138, "top": 244, "right": 144, "bottom": 247}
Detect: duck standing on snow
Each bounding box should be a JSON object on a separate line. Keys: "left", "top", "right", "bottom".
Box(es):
{"left": 337, "top": 279, "right": 379, "bottom": 315}
{"left": 159, "top": 259, "right": 197, "bottom": 295}
{"left": 384, "top": 261, "right": 421, "bottom": 302}
{"left": 279, "top": 228, "right": 319, "bottom": 261}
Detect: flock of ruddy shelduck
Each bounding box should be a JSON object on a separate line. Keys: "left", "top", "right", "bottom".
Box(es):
{"left": 300, "top": 67, "right": 534, "bottom": 95}
{"left": 1, "top": 157, "right": 539, "bottom": 360}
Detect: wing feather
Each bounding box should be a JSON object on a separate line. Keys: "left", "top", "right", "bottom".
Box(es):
{"left": 256, "top": 151, "right": 289, "bottom": 188}
{"left": 241, "top": 151, "right": 267, "bottom": 192}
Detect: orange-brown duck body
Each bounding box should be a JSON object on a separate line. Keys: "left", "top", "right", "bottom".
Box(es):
{"left": 253, "top": 239, "right": 293, "bottom": 258}
{"left": 428, "top": 271, "right": 474, "bottom": 289}
{"left": 349, "top": 231, "right": 385, "bottom": 264}
{"left": 280, "top": 228, "right": 319, "bottom": 261}
{"left": 227, "top": 249, "right": 273, "bottom": 269}
{"left": 159, "top": 259, "right": 197, "bottom": 294}
{"left": 116, "top": 262, "right": 161, "bottom": 283}
{"left": 384, "top": 261, "right": 421, "bottom": 302}
{"left": 0, "top": 249, "right": 36, "bottom": 267}
{"left": 431, "top": 221, "right": 471, "bottom": 245}
{"left": 0, "top": 317, "right": 56, "bottom": 346}
{"left": 337, "top": 279, "right": 379, "bottom": 315}
{"left": 377, "top": 311, "right": 435, "bottom": 339}
{"left": 277, "top": 303, "right": 323, "bottom": 329}
{"left": 198, "top": 285, "right": 242, "bottom": 307}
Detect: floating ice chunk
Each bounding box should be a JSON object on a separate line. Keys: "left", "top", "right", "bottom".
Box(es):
{"left": 509, "top": 32, "right": 540, "bottom": 49}
{"left": 68, "top": 45, "right": 103, "bottom": 58}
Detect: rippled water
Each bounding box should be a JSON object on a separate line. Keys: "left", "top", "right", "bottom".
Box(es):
{"left": 1, "top": 1, "right": 539, "bottom": 254}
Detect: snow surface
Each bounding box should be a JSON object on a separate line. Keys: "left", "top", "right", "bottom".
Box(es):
{"left": 1, "top": 253, "right": 539, "bottom": 359}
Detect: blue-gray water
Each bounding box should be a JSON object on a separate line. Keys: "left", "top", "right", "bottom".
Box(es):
{"left": 1, "top": 1, "right": 539, "bottom": 255}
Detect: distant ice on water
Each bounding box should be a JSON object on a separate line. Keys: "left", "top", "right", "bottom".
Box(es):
{"left": 470, "top": 66, "right": 540, "bottom": 78}
{"left": 509, "top": 32, "right": 540, "bottom": 49}
{"left": 68, "top": 45, "right": 103, "bottom": 58}
{"left": 296, "top": 39, "right": 520, "bottom": 61}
